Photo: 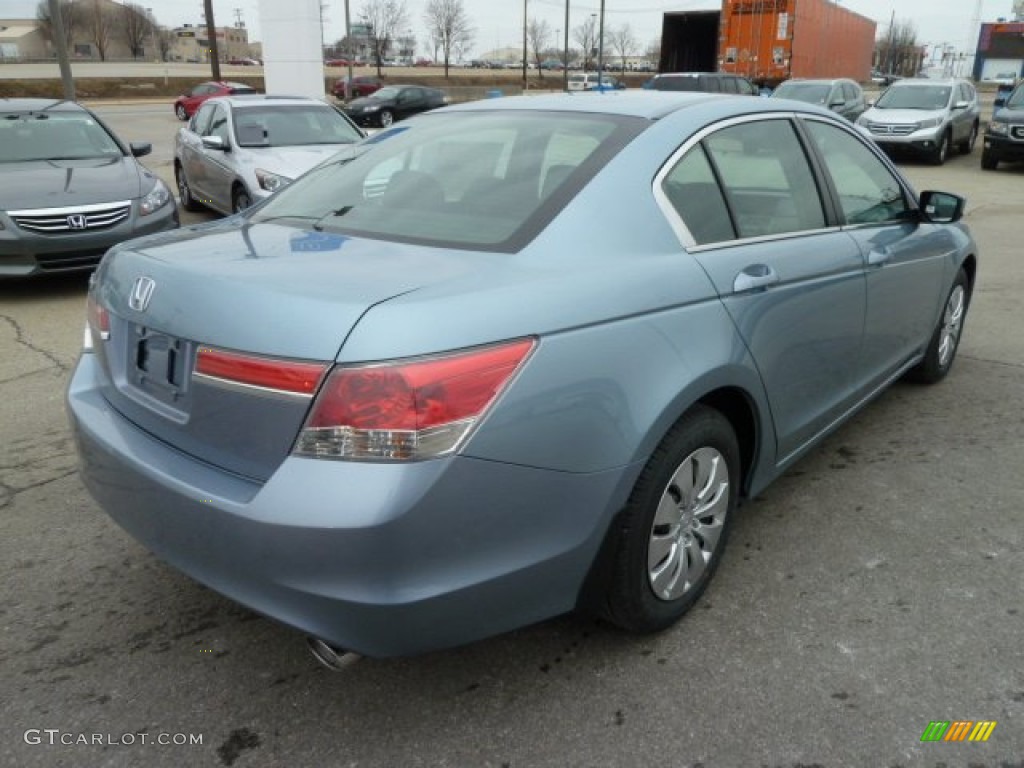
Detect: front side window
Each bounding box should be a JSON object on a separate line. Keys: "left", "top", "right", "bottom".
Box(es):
{"left": 804, "top": 120, "right": 911, "bottom": 225}
{"left": 191, "top": 103, "right": 216, "bottom": 135}
{"left": 253, "top": 111, "right": 643, "bottom": 251}
{"left": 205, "top": 105, "right": 229, "bottom": 142}
{"left": 703, "top": 119, "right": 825, "bottom": 238}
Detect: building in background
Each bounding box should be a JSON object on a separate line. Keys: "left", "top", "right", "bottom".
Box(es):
{"left": 169, "top": 24, "right": 251, "bottom": 63}
{"left": 0, "top": 20, "right": 48, "bottom": 60}
{"left": 972, "top": 20, "right": 1024, "bottom": 83}
{"left": 660, "top": 0, "right": 875, "bottom": 86}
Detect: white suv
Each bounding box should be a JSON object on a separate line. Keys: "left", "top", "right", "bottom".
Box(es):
{"left": 856, "top": 78, "right": 980, "bottom": 165}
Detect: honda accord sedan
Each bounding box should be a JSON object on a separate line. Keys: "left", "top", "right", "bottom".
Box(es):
{"left": 0, "top": 99, "right": 179, "bottom": 278}
{"left": 68, "top": 92, "right": 976, "bottom": 660}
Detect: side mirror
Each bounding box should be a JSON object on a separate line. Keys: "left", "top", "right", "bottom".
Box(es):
{"left": 953, "top": 100, "right": 969, "bottom": 111}
{"left": 129, "top": 142, "right": 152, "bottom": 158}
{"left": 829, "top": 98, "right": 845, "bottom": 108}
{"left": 201, "top": 135, "right": 228, "bottom": 151}
{"left": 994, "top": 96, "right": 1006, "bottom": 108}
{"left": 920, "top": 190, "right": 965, "bottom": 223}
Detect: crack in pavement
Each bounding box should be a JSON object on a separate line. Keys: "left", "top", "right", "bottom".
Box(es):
{"left": 960, "top": 354, "right": 1024, "bottom": 370}
{"left": 0, "top": 313, "right": 71, "bottom": 374}
{"left": 0, "top": 469, "right": 80, "bottom": 511}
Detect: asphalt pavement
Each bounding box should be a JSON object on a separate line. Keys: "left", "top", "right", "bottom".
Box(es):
{"left": 1, "top": 105, "right": 1023, "bottom": 768}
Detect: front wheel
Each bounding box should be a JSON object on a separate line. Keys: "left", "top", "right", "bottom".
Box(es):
{"left": 930, "top": 131, "right": 951, "bottom": 165}
{"left": 601, "top": 405, "right": 740, "bottom": 633}
{"left": 981, "top": 151, "right": 999, "bottom": 171}
{"left": 907, "top": 268, "right": 969, "bottom": 384}
{"left": 232, "top": 185, "right": 253, "bottom": 213}
{"left": 378, "top": 109, "right": 394, "bottom": 128}
{"left": 175, "top": 164, "right": 202, "bottom": 212}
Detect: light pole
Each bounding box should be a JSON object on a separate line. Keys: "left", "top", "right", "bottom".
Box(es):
{"left": 596, "top": 0, "right": 605, "bottom": 89}
{"left": 563, "top": 0, "right": 569, "bottom": 91}
{"left": 344, "top": 0, "right": 353, "bottom": 100}
{"left": 522, "top": 0, "right": 528, "bottom": 87}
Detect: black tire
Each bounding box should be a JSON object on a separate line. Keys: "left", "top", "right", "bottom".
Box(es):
{"left": 981, "top": 151, "right": 999, "bottom": 171}
{"left": 379, "top": 109, "right": 394, "bottom": 128}
{"left": 930, "top": 130, "right": 951, "bottom": 165}
{"left": 907, "top": 268, "right": 970, "bottom": 385}
{"left": 175, "top": 104, "right": 188, "bottom": 121}
{"left": 601, "top": 405, "right": 740, "bottom": 633}
{"left": 958, "top": 123, "right": 978, "bottom": 154}
{"left": 231, "top": 185, "right": 253, "bottom": 213}
{"left": 175, "top": 164, "right": 202, "bottom": 212}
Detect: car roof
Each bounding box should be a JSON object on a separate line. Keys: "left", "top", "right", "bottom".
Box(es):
{"left": 779, "top": 78, "right": 852, "bottom": 85}
{"left": 439, "top": 90, "right": 776, "bottom": 121}
{"left": 209, "top": 94, "right": 329, "bottom": 109}
{"left": 889, "top": 77, "right": 959, "bottom": 86}
{"left": 0, "top": 98, "right": 88, "bottom": 115}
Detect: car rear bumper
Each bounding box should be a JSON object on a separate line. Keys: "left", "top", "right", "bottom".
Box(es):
{"left": 0, "top": 205, "right": 179, "bottom": 278}
{"left": 67, "top": 352, "right": 639, "bottom": 657}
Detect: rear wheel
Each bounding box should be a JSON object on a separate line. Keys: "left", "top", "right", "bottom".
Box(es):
{"left": 907, "top": 268, "right": 969, "bottom": 384}
{"left": 175, "top": 104, "right": 188, "bottom": 121}
{"left": 958, "top": 123, "right": 978, "bottom": 154}
{"left": 379, "top": 109, "right": 394, "bottom": 128}
{"left": 175, "top": 163, "right": 202, "bottom": 212}
{"left": 602, "top": 405, "right": 740, "bottom": 633}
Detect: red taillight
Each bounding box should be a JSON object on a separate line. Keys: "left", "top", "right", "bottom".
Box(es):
{"left": 194, "top": 347, "right": 329, "bottom": 396}
{"left": 87, "top": 295, "right": 110, "bottom": 337}
{"left": 295, "top": 338, "right": 535, "bottom": 460}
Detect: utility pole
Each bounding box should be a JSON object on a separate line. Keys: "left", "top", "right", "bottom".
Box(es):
{"left": 596, "top": 0, "right": 605, "bottom": 89}
{"left": 563, "top": 0, "right": 569, "bottom": 91}
{"left": 48, "top": 0, "right": 75, "bottom": 101}
{"left": 344, "top": 0, "right": 353, "bottom": 97}
{"left": 204, "top": 0, "right": 222, "bottom": 80}
{"left": 522, "top": 0, "right": 528, "bottom": 87}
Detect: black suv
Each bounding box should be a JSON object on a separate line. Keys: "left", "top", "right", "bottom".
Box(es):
{"left": 982, "top": 81, "right": 1024, "bottom": 170}
{"left": 649, "top": 72, "right": 759, "bottom": 96}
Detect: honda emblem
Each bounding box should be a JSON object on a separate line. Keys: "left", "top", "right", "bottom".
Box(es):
{"left": 129, "top": 276, "right": 156, "bottom": 312}
{"left": 67, "top": 214, "right": 87, "bottom": 230}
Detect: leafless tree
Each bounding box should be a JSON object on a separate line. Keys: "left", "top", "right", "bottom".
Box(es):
{"left": 607, "top": 23, "right": 636, "bottom": 74}
{"left": 423, "top": 0, "right": 474, "bottom": 78}
{"left": 876, "top": 18, "right": 920, "bottom": 76}
{"left": 84, "top": 0, "right": 112, "bottom": 60}
{"left": 527, "top": 18, "right": 551, "bottom": 77}
{"left": 156, "top": 27, "right": 174, "bottom": 62}
{"left": 572, "top": 16, "right": 598, "bottom": 71}
{"left": 645, "top": 38, "right": 661, "bottom": 70}
{"left": 360, "top": 0, "right": 409, "bottom": 76}
{"left": 120, "top": 3, "right": 153, "bottom": 60}
{"left": 35, "top": 0, "right": 79, "bottom": 54}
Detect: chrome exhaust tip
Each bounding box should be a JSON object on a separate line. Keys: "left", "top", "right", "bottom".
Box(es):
{"left": 306, "top": 636, "right": 361, "bottom": 671}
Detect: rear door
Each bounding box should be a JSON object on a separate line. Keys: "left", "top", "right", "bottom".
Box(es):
{"left": 658, "top": 115, "right": 867, "bottom": 462}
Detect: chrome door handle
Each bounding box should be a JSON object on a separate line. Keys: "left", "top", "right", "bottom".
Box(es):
{"left": 867, "top": 249, "right": 891, "bottom": 266}
{"left": 733, "top": 265, "right": 780, "bottom": 293}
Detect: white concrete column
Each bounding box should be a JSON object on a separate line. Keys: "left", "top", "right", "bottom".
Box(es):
{"left": 258, "top": 0, "right": 325, "bottom": 100}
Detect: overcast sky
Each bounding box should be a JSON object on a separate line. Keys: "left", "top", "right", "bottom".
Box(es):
{"left": 3, "top": 0, "right": 1018, "bottom": 57}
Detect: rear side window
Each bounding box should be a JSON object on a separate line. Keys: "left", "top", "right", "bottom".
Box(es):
{"left": 661, "top": 146, "right": 734, "bottom": 245}
{"left": 703, "top": 120, "right": 825, "bottom": 238}
{"left": 653, "top": 76, "right": 700, "bottom": 92}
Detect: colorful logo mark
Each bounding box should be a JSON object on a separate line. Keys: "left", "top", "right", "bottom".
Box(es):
{"left": 921, "top": 720, "right": 997, "bottom": 742}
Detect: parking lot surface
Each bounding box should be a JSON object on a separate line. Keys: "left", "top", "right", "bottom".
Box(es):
{"left": 2, "top": 106, "right": 1023, "bottom": 767}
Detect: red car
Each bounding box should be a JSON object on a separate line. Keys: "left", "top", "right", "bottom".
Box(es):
{"left": 331, "top": 75, "right": 382, "bottom": 101}
{"left": 173, "top": 81, "right": 259, "bottom": 121}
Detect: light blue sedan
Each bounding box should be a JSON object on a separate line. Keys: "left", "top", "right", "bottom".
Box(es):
{"left": 68, "top": 91, "right": 976, "bottom": 661}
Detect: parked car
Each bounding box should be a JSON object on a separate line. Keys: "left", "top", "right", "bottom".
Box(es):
{"left": 0, "top": 99, "right": 178, "bottom": 278}
{"left": 228, "top": 57, "right": 260, "bottom": 66}
{"left": 649, "top": 72, "right": 759, "bottom": 95}
{"left": 855, "top": 78, "right": 980, "bottom": 164}
{"left": 771, "top": 78, "right": 866, "bottom": 122}
{"left": 331, "top": 74, "right": 383, "bottom": 101}
{"left": 567, "top": 73, "right": 626, "bottom": 91}
{"left": 69, "top": 91, "right": 976, "bottom": 660}
{"left": 341, "top": 84, "right": 448, "bottom": 128}
{"left": 540, "top": 58, "right": 565, "bottom": 71}
{"left": 174, "top": 95, "right": 364, "bottom": 215}
{"left": 173, "top": 81, "right": 259, "bottom": 121}
{"left": 981, "top": 81, "right": 1024, "bottom": 170}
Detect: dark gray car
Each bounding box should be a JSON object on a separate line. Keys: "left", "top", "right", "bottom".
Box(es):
{"left": 0, "top": 100, "right": 179, "bottom": 278}
{"left": 771, "top": 78, "right": 866, "bottom": 122}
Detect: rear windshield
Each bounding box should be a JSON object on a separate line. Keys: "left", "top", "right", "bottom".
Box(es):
{"left": 651, "top": 76, "right": 702, "bottom": 92}
{"left": 773, "top": 82, "right": 831, "bottom": 104}
{"left": 233, "top": 105, "right": 363, "bottom": 147}
{"left": 252, "top": 111, "right": 644, "bottom": 252}
{"left": 0, "top": 112, "right": 122, "bottom": 162}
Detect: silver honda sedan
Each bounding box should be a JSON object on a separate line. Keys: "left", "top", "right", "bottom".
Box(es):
{"left": 69, "top": 92, "right": 977, "bottom": 661}
{"left": 173, "top": 94, "right": 364, "bottom": 215}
